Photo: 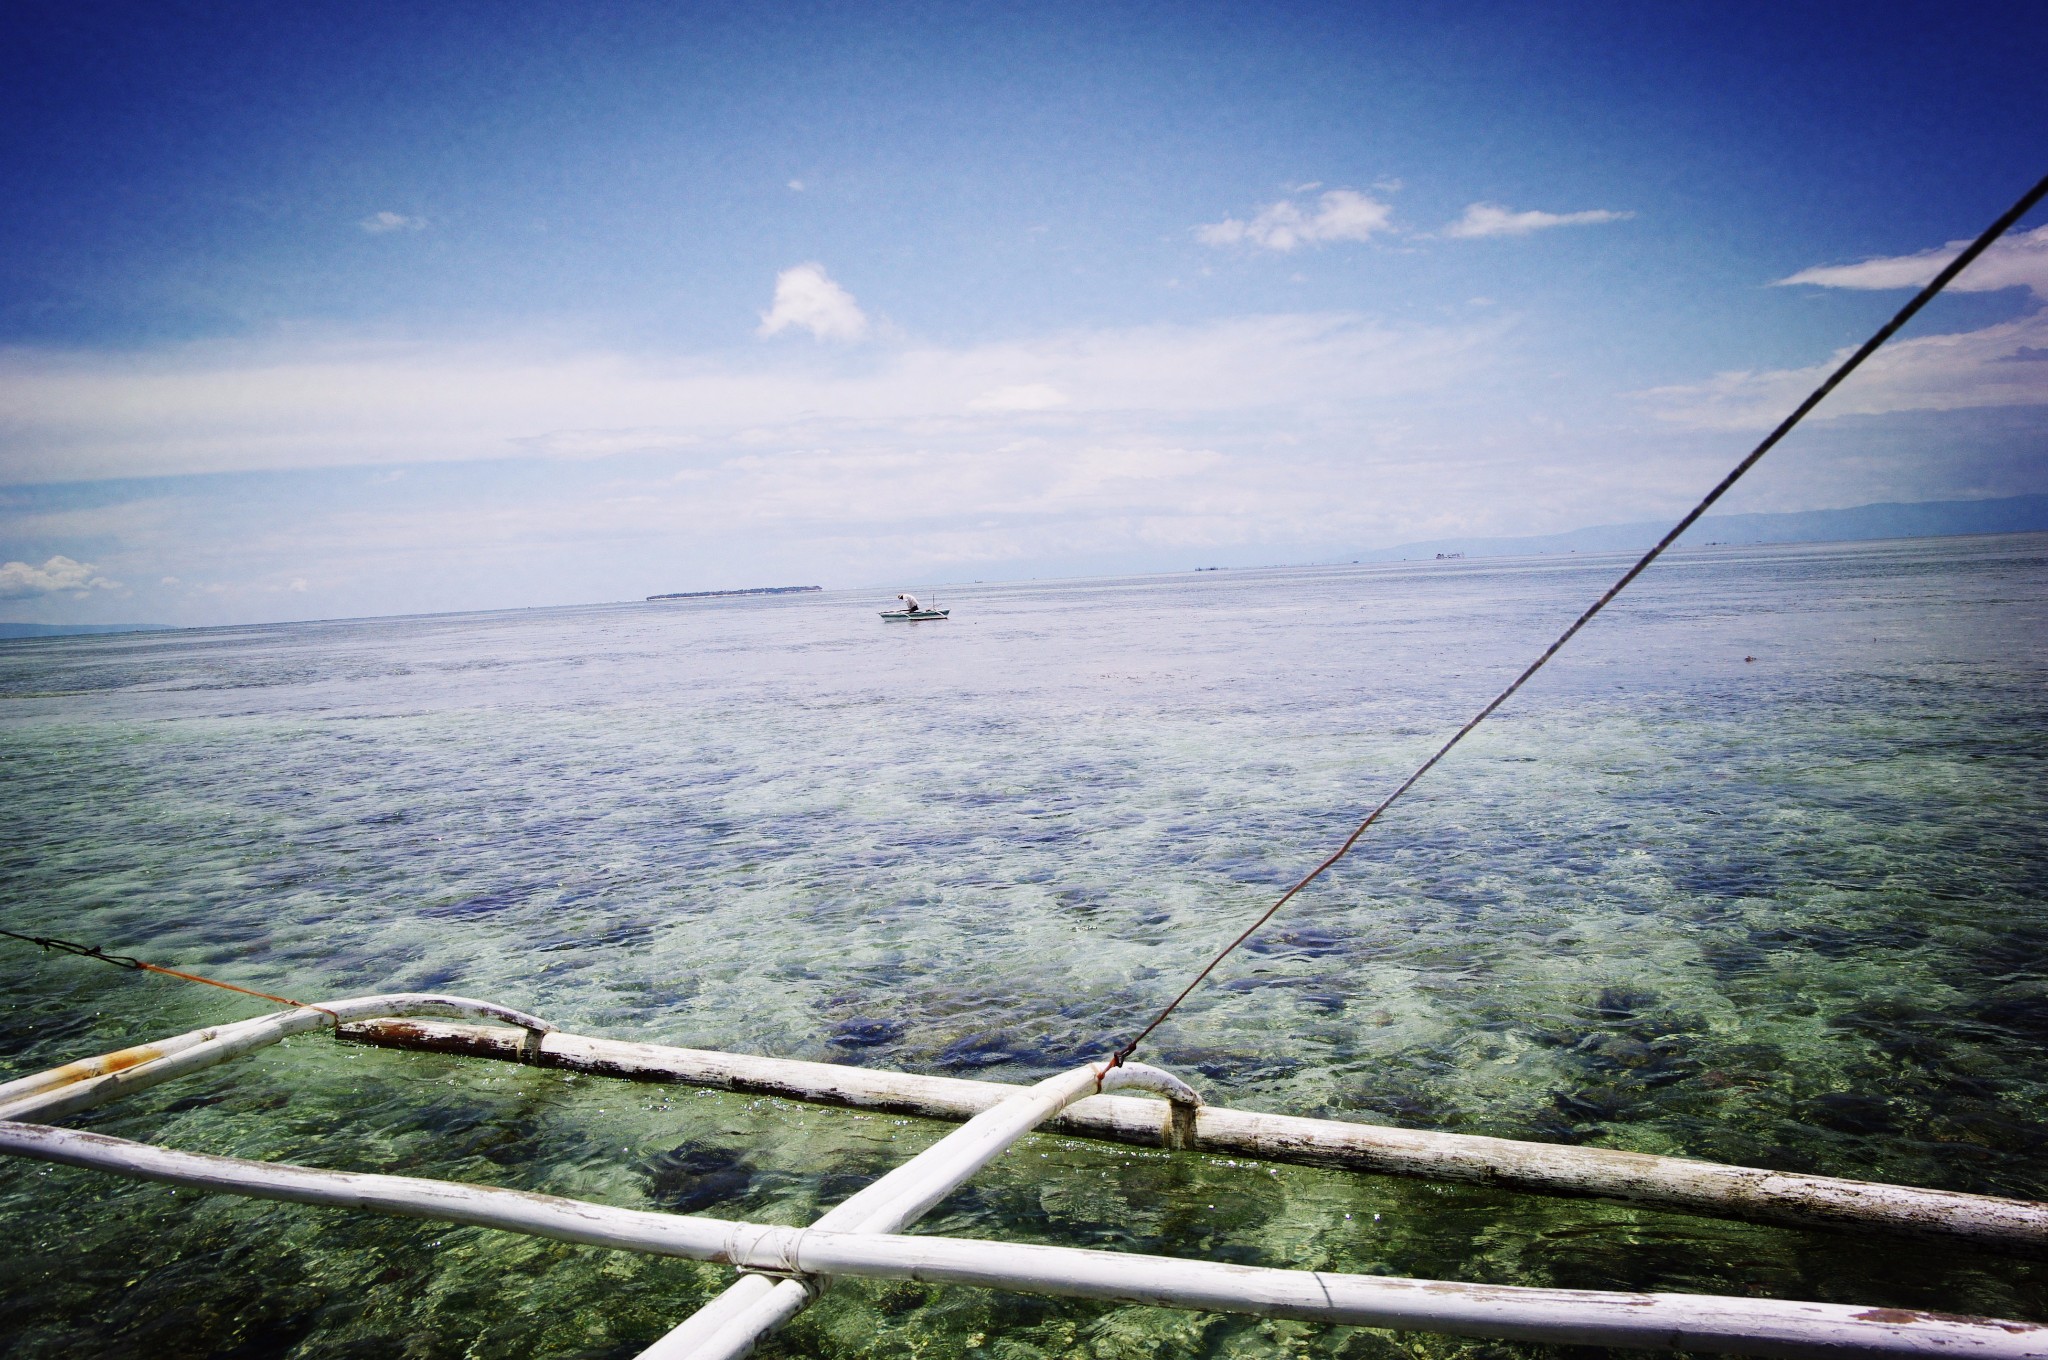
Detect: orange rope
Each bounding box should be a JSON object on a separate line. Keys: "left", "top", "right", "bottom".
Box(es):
{"left": 135, "top": 962, "right": 338, "bottom": 1019}
{"left": 0, "top": 929, "right": 337, "bottom": 1019}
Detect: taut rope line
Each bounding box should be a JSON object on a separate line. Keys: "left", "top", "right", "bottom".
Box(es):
{"left": 0, "top": 928, "right": 336, "bottom": 1017}
{"left": 1110, "top": 171, "right": 2048, "bottom": 1069}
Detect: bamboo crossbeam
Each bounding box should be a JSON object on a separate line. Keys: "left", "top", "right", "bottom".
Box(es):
{"left": 637, "top": 1060, "right": 1201, "bottom": 1360}
{"left": 4, "top": 1118, "right": 2038, "bottom": 1359}
{"left": 341, "top": 1017, "right": 2048, "bottom": 1252}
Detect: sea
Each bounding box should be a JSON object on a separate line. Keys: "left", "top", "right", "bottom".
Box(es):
{"left": 3, "top": 533, "right": 2045, "bottom": 1358}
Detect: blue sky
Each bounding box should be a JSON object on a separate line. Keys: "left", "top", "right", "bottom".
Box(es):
{"left": 2, "top": 1, "right": 2043, "bottom": 624}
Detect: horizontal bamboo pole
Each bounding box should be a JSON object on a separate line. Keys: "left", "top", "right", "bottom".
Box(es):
{"left": 6, "top": 1118, "right": 2039, "bottom": 1359}
{"left": 0, "top": 996, "right": 553, "bottom": 1125}
{"left": 341, "top": 1018, "right": 2048, "bottom": 1252}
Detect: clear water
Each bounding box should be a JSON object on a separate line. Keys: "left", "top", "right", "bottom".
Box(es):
{"left": 2, "top": 535, "right": 2045, "bottom": 1358}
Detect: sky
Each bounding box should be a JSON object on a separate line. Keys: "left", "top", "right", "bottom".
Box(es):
{"left": 1, "top": 2, "right": 2043, "bottom": 626}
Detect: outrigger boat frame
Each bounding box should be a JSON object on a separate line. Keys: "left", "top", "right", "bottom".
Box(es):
{"left": 880, "top": 607, "right": 948, "bottom": 620}
{"left": 1, "top": 995, "right": 2043, "bottom": 1359}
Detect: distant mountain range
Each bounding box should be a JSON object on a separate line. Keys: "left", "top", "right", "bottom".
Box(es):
{"left": 1356, "top": 494, "right": 2048, "bottom": 563}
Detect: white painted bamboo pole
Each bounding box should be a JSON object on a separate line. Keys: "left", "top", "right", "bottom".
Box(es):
{"left": 0, "top": 1028, "right": 227, "bottom": 1105}
{"left": 638, "top": 1062, "right": 1202, "bottom": 1360}
{"left": 822, "top": 1061, "right": 1198, "bottom": 1236}
{"left": 1, "top": 1118, "right": 2038, "bottom": 1359}
{"left": 0, "top": 996, "right": 553, "bottom": 1124}
{"left": 0, "top": 1116, "right": 731, "bottom": 1254}
{"left": 637, "top": 1276, "right": 792, "bottom": 1360}
{"left": 0, "top": 1011, "right": 324, "bottom": 1123}
{"left": 341, "top": 1017, "right": 2048, "bottom": 1251}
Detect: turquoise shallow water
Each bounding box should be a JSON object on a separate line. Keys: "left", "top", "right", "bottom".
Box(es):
{"left": 2, "top": 534, "right": 2046, "bottom": 1357}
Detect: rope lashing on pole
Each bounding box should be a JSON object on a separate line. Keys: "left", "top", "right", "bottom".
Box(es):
{"left": 1109, "top": 171, "right": 2048, "bottom": 1070}
{"left": 0, "top": 928, "right": 336, "bottom": 1017}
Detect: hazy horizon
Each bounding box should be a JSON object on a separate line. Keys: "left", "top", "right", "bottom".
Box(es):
{"left": 3, "top": 4, "right": 2044, "bottom": 627}
{"left": 11, "top": 496, "right": 2046, "bottom": 641}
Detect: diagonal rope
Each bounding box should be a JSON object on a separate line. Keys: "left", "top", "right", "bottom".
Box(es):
{"left": 0, "top": 927, "right": 335, "bottom": 1016}
{"left": 1111, "top": 171, "right": 2048, "bottom": 1068}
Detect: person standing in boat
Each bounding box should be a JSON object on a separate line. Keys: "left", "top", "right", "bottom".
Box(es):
{"left": 897, "top": 593, "right": 922, "bottom": 613}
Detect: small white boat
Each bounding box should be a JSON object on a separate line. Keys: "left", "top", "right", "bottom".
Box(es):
{"left": 882, "top": 592, "right": 947, "bottom": 621}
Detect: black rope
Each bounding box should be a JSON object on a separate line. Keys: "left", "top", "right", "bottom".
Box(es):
{"left": 0, "top": 928, "right": 144, "bottom": 970}
{"left": 1111, "top": 171, "right": 2048, "bottom": 1068}
{"left": 1, "top": 927, "right": 332, "bottom": 1013}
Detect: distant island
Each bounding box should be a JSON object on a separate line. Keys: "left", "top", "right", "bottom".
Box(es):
{"left": 645, "top": 585, "right": 823, "bottom": 601}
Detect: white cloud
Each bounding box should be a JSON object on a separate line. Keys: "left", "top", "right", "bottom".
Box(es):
{"left": 787, "top": 179, "right": 805, "bottom": 192}
{"left": 1775, "top": 224, "right": 2048, "bottom": 295}
{"left": 757, "top": 262, "right": 869, "bottom": 341}
{"left": 1647, "top": 225, "right": 2048, "bottom": 430}
{"left": 1197, "top": 189, "right": 1394, "bottom": 251}
{"left": 512, "top": 428, "right": 702, "bottom": 459}
{"left": 0, "top": 555, "right": 119, "bottom": 597}
{"left": 1442, "top": 203, "right": 1632, "bottom": 239}
{"left": 1041, "top": 445, "right": 1224, "bottom": 501}
{"left": 1644, "top": 310, "right": 2048, "bottom": 430}
{"left": 0, "top": 310, "right": 1501, "bottom": 483}
{"left": 359, "top": 211, "right": 426, "bottom": 234}
{"left": 968, "top": 383, "right": 1068, "bottom": 411}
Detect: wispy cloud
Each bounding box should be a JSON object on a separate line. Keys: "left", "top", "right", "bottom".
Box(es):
{"left": 1649, "top": 225, "right": 2048, "bottom": 430}
{"left": 967, "top": 383, "right": 1067, "bottom": 411}
{"left": 1197, "top": 189, "right": 1394, "bottom": 251}
{"left": 1645, "top": 312, "right": 2048, "bottom": 430}
{"left": 1198, "top": 189, "right": 1632, "bottom": 249}
{"left": 1441, "top": 203, "right": 1632, "bottom": 239}
{"left": 512, "top": 428, "right": 702, "bottom": 459}
{"left": 0, "top": 311, "right": 1502, "bottom": 482}
{"left": 0, "top": 554, "right": 119, "bottom": 597}
{"left": 758, "top": 262, "right": 869, "bottom": 341}
{"left": 1775, "top": 224, "right": 2048, "bottom": 294}
{"left": 358, "top": 210, "right": 426, "bottom": 234}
